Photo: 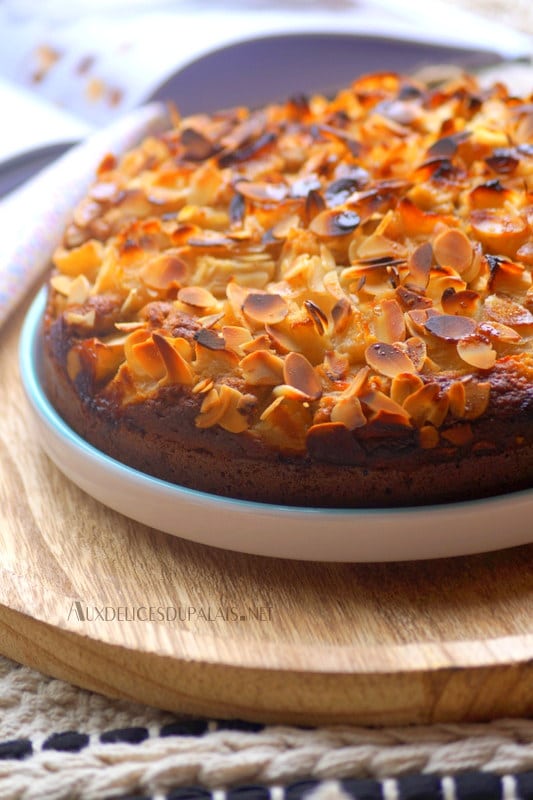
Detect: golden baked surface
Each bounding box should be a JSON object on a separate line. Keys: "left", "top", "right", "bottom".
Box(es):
{"left": 44, "top": 71, "right": 533, "bottom": 502}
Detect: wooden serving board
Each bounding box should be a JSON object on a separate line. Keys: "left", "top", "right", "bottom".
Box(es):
{"left": 1, "top": 295, "right": 532, "bottom": 726}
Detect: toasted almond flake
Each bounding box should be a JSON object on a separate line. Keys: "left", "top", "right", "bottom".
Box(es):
{"left": 243, "top": 292, "right": 289, "bottom": 325}
{"left": 53, "top": 240, "right": 103, "bottom": 277}
{"left": 129, "top": 337, "right": 166, "bottom": 380}
{"left": 283, "top": 352, "right": 322, "bottom": 400}
{"left": 448, "top": 381, "right": 466, "bottom": 418}
{"left": 402, "top": 336, "right": 427, "bottom": 371}
{"left": 221, "top": 325, "right": 254, "bottom": 353}
{"left": 192, "top": 377, "right": 214, "bottom": 394}
{"left": 331, "top": 395, "right": 366, "bottom": 429}
{"left": 374, "top": 298, "right": 405, "bottom": 344}
{"left": 322, "top": 269, "right": 345, "bottom": 300}
{"left": 433, "top": 228, "right": 473, "bottom": 274}
{"left": 240, "top": 350, "right": 284, "bottom": 385}
{"left": 51, "top": 274, "right": 75, "bottom": 296}
{"left": 390, "top": 373, "right": 424, "bottom": 406}
{"left": 260, "top": 395, "right": 285, "bottom": 421}
{"left": 272, "top": 214, "right": 300, "bottom": 239}
{"left": 309, "top": 209, "right": 360, "bottom": 238}
{"left": 273, "top": 383, "right": 316, "bottom": 402}
{"left": 304, "top": 299, "right": 328, "bottom": 335}
{"left": 423, "top": 313, "right": 477, "bottom": 341}
{"left": 470, "top": 209, "right": 528, "bottom": 258}
{"left": 115, "top": 321, "right": 146, "bottom": 332}
{"left": 216, "top": 385, "right": 250, "bottom": 433}
{"left": 486, "top": 256, "right": 532, "bottom": 294}
{"left": 226, "top": 280, "right": 251, "bottom": 319}
{"left": 477, "top": 320, "right": 521, "bottom": 343}
{"left": 324, "top": 350, "right": 350, "bottom": 381}
{"left": 484, "top": 294, "right": 533, "bottom": 327}
{"left": 403, "top": 382, "right": 449, "bottom": 427}
{"left": 342, "top": 366, "right": 371, "bottom": 399}
{"left": 463, "top": 379, "right": 490, "bottom": 420}
{"left": 178, "top": 285, "right": 219, "bottom": 309}
{"left": 419, "top": 425, "right": 439, "bottom": 449}
{"left": 457, "top": 335, "right": 496, "bottom": 370}
{"left": 66, "top": 274, "right": 91, "bottom": 305}
{"left": 141, "top": 253, "right": 188, "bottom": 290}
{"left": 365, "top": 342, "right": 416, "bottom": 379}
{"left": 64, "top": 309, "right": 96, "bottom": 328}
{"left": 194, "top": 327, "right": 227, "bottom": 351}
{"left": 196, "top": 387, "right": 228, "bottom": 429}
{"left": 516, "top": 241, "right": 533, "bottom": 266}
{"left": 152, "top": 333, "right": 195, "bottom": 385}
{"left": 360, "top": 389, "right": 410, "bottom": 420}
{"left": 235, "top": 180, "right": 288, "bottom": 203}
{"left": 331, "top": 297, "right": 353, "bottom": 334}
{"left": 441, "top": 288, "right": 480, "bottom": 316}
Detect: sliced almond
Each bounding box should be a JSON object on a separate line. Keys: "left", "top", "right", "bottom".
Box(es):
{"left": 243, "top": 292, "right": 289, "bottom": 325}
{"left": 403, "top": 382, "right": 449, "bottom": 427}
{"left": 239, "top": 350, "right": 284, "bottom": 386}
{"left": 390, "top": 373, "right": 424, "bottom": 406}
{"left": 470, "top": 209, "right": 528, "bottom": 258}
{"left": 433, "top": 228, "right": 473, "bottom": 274}
{"left": 309, "top": 209, "right": 360, "bottom": 238}
{"left": 441, "top": 288, "right": 480, "bottom": 316}
{"left": 423, "top": 313, "right": 477, "bottom": 341}
{"left": 457, "top": 335, "right": 497, "bottom": 370}
{"left": 373, "top": 298, "right": 406, "bottom": 344}
{"left": 283, "top": 352, "right": 322, "bottom": 400}
{"left": 477, "top": 320, "right": 521, "bottom": 343}
{"left": 178, "top": 285, "right": 219, "bottom": 309}
{"left": 484, "top": 294, "right": 533, "bottom": 327}
{"left": 448, "top": 381, "right": 466, "bottom": 418}
{"left": 330, "top": 395, "right": 366, "bottom": 429}
{"left": 463, "top": 379, "right": 491, "bottom": 420}
{"left": 140, "top": 253, "right": 189, "bottom": 290}
{"left": 365, "top": 342, "right": 417, "bottom": 378}
{"left": 331, "top": 297, "right": 353, "bottom": 334}
{"left": 152, "top": 333, "right": 195, "bottom": 385}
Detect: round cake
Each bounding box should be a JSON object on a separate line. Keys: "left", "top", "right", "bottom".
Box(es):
{"left": 42, "top": 71, "right": 533, "bottom": 507}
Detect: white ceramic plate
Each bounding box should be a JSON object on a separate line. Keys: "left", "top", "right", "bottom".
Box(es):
{"left": 20, "top": 290, "right": 533, "bottom": 562}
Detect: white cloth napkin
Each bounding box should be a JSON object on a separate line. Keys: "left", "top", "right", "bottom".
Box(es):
{"left": 0, "top": 103, "right": 168, "bottom": 329}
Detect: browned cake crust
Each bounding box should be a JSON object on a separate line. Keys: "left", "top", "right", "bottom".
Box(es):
{"left": 42, "top": 71, "right": 533, "bottom": 507}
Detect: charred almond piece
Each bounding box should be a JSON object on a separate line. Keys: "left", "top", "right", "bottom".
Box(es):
{"left": 424, "top": 313, "right": 476, "bottom": 341}
{"left": 441, "top": 288, "right": 480, "bottom": 316}
{"left": 433, "top": 228, "right": 473, "bottom": 273}
{"left": 304, "top": 300, "right": 328, "bottom": 336}
{"left": 457, "top": 335, "right": 496, "bottom": 370}
{"left": 152, "top": 333, "right": 194, "bottom": 385}
{"left": 141, "top": 253, "right": 188, "bottom": 290}
{"left": 484, "top": 294, "right": 533, "bottom": 327}
{"left": 403, "top": 383, "right": 449, "bottom": 428}
{"left": 283, "top": 352, "right": 322, "bottom": 400}
{"left": 178, "top": 285, "right": 219, "bottom": 309}
{"left": 331, "top": 395, "right": 366, "bottom": 429}
{"left": 477, "top": 321, "right": 521, "bottom": 343}
{"left": 331, "top": 297, "right": 353, "bottom": 334}
{"left": 309, "top": 209, "right": 360, "bottom": 238}
{"left": 240, "top": 350, "right": 284, "bottom": 385}
{"left": 243, "top": 292, "right": 289, "bottom": 326}
{"left": 365, "top": 342, "right": 416, "bottom": 379}
{"left": 390, "top": 373, "right": 424, "bottom": 406}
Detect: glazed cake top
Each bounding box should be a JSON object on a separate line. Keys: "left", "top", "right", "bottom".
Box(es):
{"left": 47, "top": 71, "right": 533, "bottom": 455}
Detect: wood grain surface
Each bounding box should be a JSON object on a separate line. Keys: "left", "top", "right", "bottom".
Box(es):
{"left": 0, "top": 294, "right": 532, "bottom": 725}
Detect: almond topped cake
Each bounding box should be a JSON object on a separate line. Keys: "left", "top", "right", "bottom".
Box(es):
{"left": 42, "top": 71, "right": 533, "bottom": 507}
